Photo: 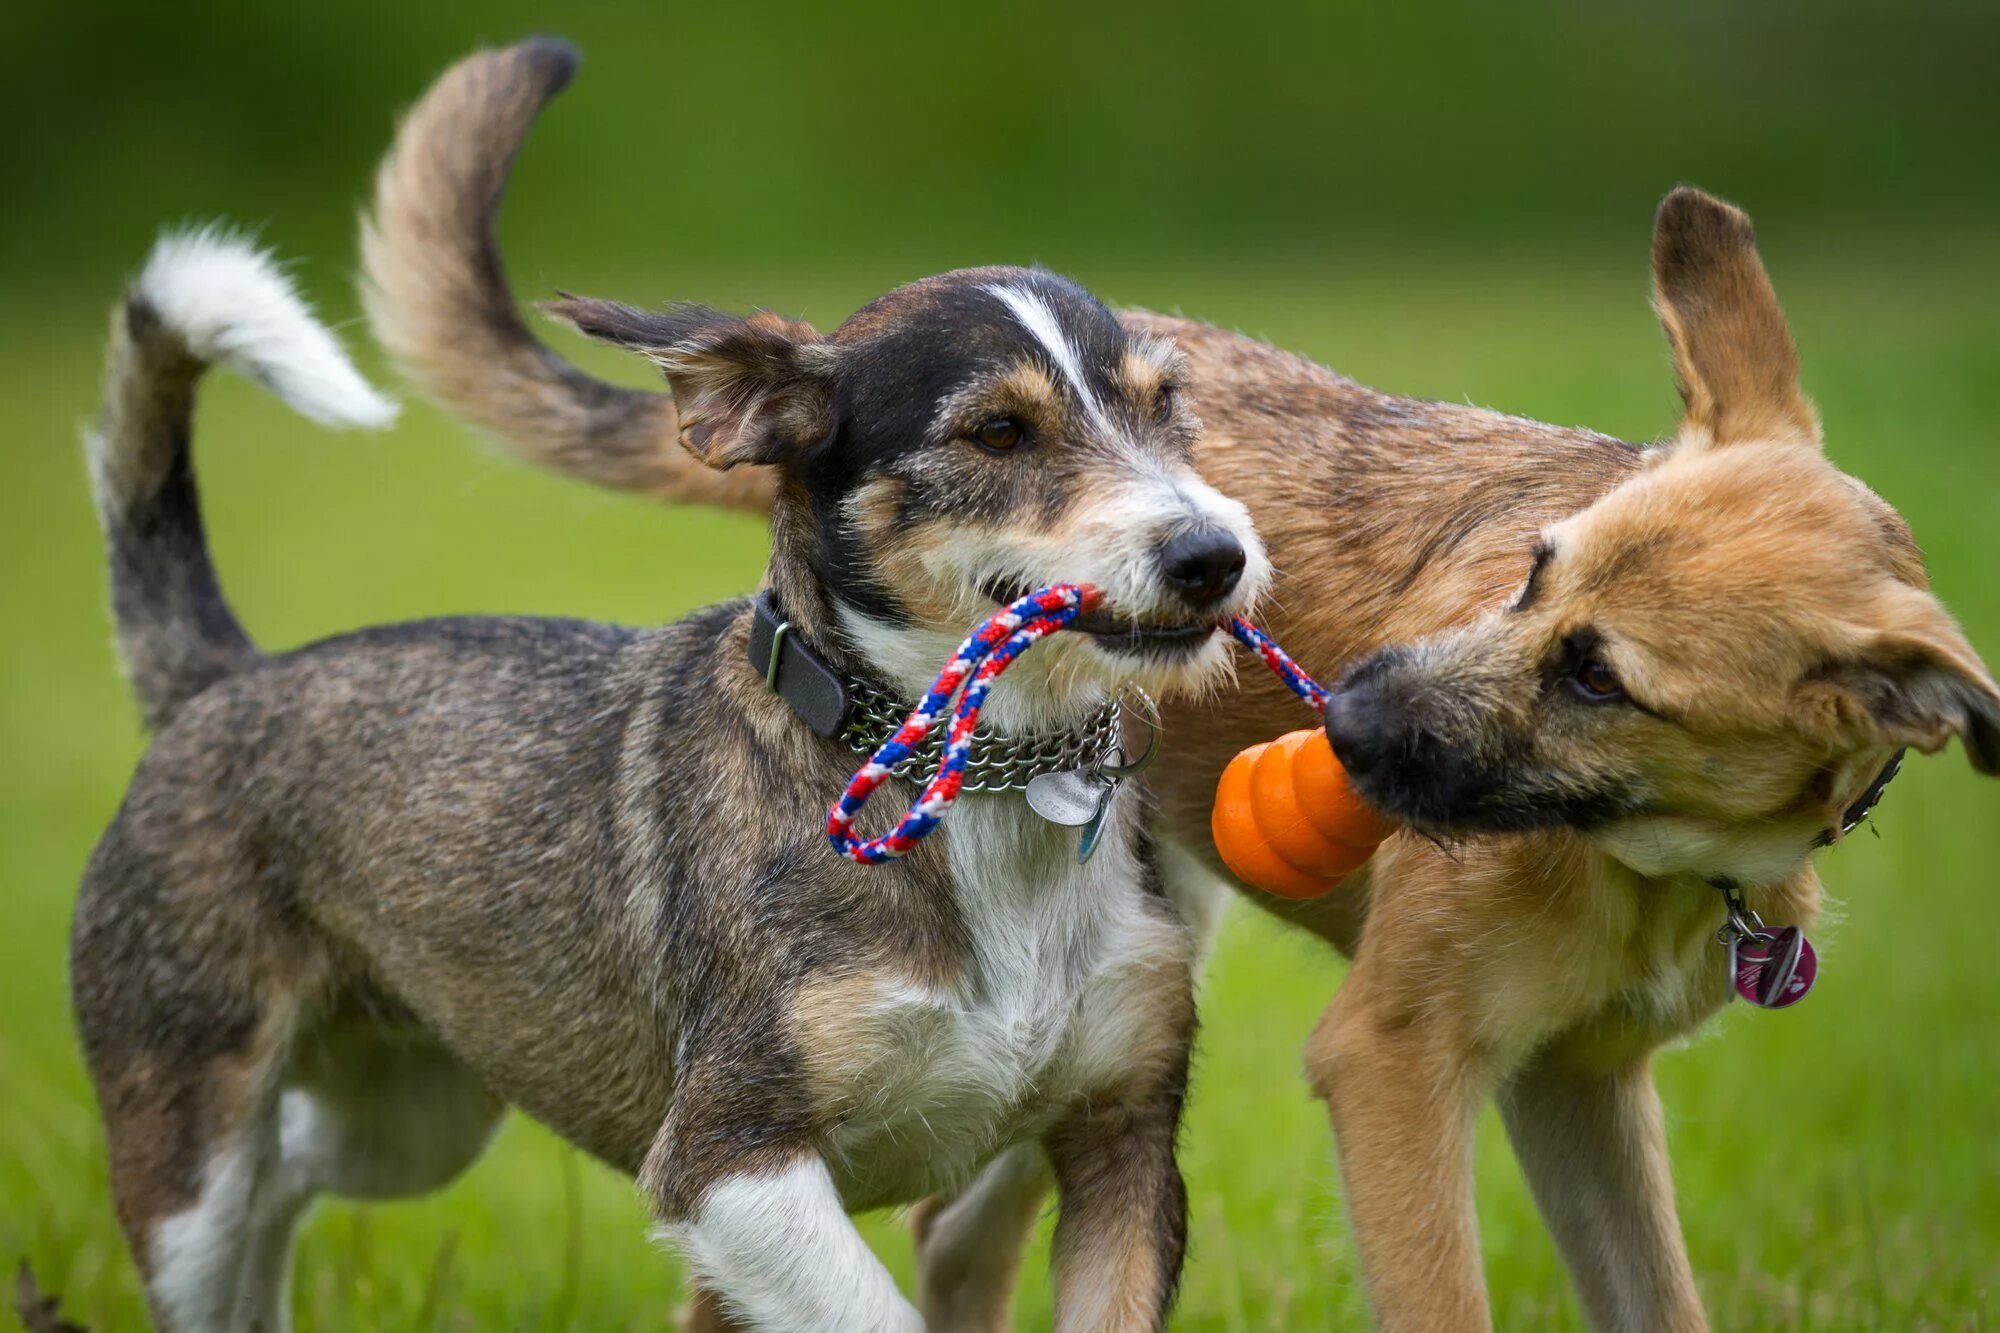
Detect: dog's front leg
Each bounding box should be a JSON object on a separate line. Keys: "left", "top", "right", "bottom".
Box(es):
{"left": 649, "top": 1147, "right": 918, "bottom": 1332}
{"left": 1498, "top": 1049, "right": 1706, "bottom": 1332}
{"left": 1042, "top": 1092, "right": 1188, "bottom": 1333}
{"left": 643, "top": 1058, "right": 919, "bottom": 1333}
{"left": 1307, "top": 979, "right": 1497, "bottom": 1331}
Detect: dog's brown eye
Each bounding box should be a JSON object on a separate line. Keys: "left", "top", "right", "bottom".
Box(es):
{"left": 973, "top": 417, "right": 1024, "bottom": 452}
{"left": 1155, "top": 384, "right": 1180, "bottom": 423}
{"left": 1571, "top": 657, "right": 1624, "bottom": 702}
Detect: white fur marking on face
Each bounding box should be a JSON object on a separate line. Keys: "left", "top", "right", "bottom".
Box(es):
{"left": 666, "top": 1156, "right": 922, "bottom": 1332}
{"left": 983, "top": 283, "right": 1113, "bottom": 437}
{"left": 832, "top": 463, "right": 1269, "bottom": 727}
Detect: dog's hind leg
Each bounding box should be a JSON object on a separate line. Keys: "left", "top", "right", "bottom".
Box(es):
{"left": 125, "top": 1036, "right": 309, "bottom": 1333}
{"left": 72, "top": 864, "right": 313, "bottom": 1333}
{"left": 246, "top": 1014, "right": 503, "bottom": 1325}
{"left": 81, "top": 982, "right": 503, "bottom": 1333}
{"left": 276, "top": 1017, "right": 504, "bottom": 1205}
{"left": 73, "top": 826, "right": 498, "bottom": 1332}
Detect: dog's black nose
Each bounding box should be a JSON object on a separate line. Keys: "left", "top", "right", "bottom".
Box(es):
{"left": 1159, "top": 529, "right": 1246, "bottom": 607}
{"left": 1324, "top": 677, "right": 1396, "bottom": 778}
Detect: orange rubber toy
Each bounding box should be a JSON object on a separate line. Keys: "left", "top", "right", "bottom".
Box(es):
{"left": 1210, "top": 728, "right": 1397, "bottom": 899}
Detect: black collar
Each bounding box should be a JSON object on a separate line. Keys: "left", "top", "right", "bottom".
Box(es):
{"left": 748, "top": 590, "right": 854, "bottom": 738}
{"left": 1813, "top": 748, "right": 1904, "bottom": 849}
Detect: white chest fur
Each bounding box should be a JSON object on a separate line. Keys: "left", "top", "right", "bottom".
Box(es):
{"left": 821, "top": 793, "right": 1189, "bottom": 1209}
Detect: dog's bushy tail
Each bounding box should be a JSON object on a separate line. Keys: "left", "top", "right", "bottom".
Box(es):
{"left": 89, "top": 227, "right": 397, "bottom": 728}
{"left": 360, "top": 37, "right": 775, "bottom": 511}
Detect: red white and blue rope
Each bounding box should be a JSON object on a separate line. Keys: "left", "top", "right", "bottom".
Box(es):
{"left": 1227, "top": 615, "right": 1329, "bottom": 713}
{"left": 827, "top": 585, "right": 1099, "bottom": 863}
{"left": 826, "top": 585, "right": 1329, "bottom": 863}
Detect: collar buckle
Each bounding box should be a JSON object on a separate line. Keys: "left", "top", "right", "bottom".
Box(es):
{"left": 748, "top": 591, "right": 852, "bottom": 738}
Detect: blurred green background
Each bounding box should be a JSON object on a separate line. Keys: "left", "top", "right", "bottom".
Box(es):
{"left": 5, "top": 1, "right": 1998, "bottom": 1327}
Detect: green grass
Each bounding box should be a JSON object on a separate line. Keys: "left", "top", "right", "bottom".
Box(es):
{"left": 4, "top": 243, "right": 1999, "bottom": 1329}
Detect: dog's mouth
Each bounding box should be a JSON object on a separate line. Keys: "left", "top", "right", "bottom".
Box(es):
{"left": 1333, "top": 747, "right": 1645, "bottom": 839}
{"left": 980, "top": 580, "right": 1222, "bottom": 659}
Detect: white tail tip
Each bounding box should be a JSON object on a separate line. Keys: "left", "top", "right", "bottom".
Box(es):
{"left": 137, "top": 226, "right": 399, "bottom": 430}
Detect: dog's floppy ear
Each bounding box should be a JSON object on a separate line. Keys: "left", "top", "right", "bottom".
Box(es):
{"left": 1651, "top": 187, "right": 1821, "bottom": 450}
{"left": 544, "top": 298, "right": 835, "bottom": 469}
{"left": 1798, "top": 595, "right": 2000, "bottom": 774}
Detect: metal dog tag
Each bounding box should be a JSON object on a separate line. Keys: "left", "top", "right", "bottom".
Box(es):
{"left": 1729, "top": 926, "right": 1818, "bottom": 1009}
{"left": 1023, "top": 686, "right": 1161, "bottom": 864}
{"left": 1077, "top": 785, "right": 1117, "bottom": 862}
{"left": 1025, "top": 766, "right": 1111, "bottom": 826}
{"left": 1026, "top": 764, "right": 1121, "bottom": 864}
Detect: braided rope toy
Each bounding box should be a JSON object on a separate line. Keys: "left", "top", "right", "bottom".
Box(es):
{"left": 1225, "top": 616, "right": 1329, "bottom": 713}
{"left": 826, "top": 584, "right": 1337, "bottom": 864}
{"left": 828, "top": 585, "right": 1098, "bottom": 862}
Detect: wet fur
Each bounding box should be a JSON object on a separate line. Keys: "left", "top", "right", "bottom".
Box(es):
{"left": 359, "top": 42, "right": 2000, "bottom": 1333}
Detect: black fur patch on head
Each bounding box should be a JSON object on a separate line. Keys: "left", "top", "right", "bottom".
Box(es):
{"left": 782, "top": 268, "right": 1176, "bottom": 631}
{"left": 560, "top": 266, "right": 1186, "bottom": 645}
{"left": 808, "top": 268, "right": 1133, "bottom": 492}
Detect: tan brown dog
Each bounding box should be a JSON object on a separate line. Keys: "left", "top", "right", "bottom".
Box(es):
{"left": 364, "top": 42, "right": 2000, "bottom": 1332}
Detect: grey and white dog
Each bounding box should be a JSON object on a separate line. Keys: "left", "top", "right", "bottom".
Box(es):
{"left": 71, "top": 212, "right": 1267, "bottom": 1330}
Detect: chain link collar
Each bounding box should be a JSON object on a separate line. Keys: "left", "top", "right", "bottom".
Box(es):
{"left": 840, "top": 674, "right": 1120, "bottom": 793}
{"left": 748, "top": 590, "right": 1123, "bottom": 794}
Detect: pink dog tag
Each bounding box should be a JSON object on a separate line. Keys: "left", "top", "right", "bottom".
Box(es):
{"left": 1730, "top": 926, "right": 1817, "bottom": 1008}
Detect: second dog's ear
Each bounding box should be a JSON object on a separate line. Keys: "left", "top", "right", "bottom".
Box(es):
{"left": 545, "top": 298, "right": 835, "bottom": 469}
{"left": 1651, "top": 187, "right": 1821, "bottom": 450}
{"left": 1798, "top": 597, "right": 2000, "bottom": 775}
